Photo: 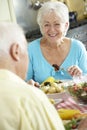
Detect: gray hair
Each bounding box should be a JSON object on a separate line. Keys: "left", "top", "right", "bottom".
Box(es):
{"left": 37, "top": 1, "right": 69, "bottom": 35}
{"left": 0, "top": 22, "right": 26, "bottom": 53}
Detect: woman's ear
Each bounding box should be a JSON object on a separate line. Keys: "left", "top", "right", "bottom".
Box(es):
{"left": 64, "top": 22, "right": 69, "bottom": 36}
{"left": 65, "top": 22, "right": 69, "bottom": 30}
{"left": 10, "top": 43, "right": 20, "bottom": 61}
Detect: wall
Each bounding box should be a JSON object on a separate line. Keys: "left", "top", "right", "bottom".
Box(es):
{"left": 0, "top": 0, "right": 16, "bottom": 22}
{"left": 28, "top": 0, "right": 87, "bottom": 20}
{"left": 65, "top": 0, "right": 87, "bottom": 20}
{"left": 13, "top": 0, "right": 87, "bottom": 34}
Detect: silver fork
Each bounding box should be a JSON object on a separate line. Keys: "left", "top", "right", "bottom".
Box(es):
{"left": 60, "top": 68, "right": 84, "bottom": 83}
{"left": 59, "top": 67, "right": 72, "bottom": 78}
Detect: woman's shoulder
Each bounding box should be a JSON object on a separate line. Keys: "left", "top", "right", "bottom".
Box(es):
{"left": 28, "top": 38, "right": 41, "bottom": 47}
{"left": 71, "top": 38, "right": 83, "bottom": 45}
{"left": 27, "top": 38, "right": 42, "bottom": 54}
{"left": 71, "top": 38, "right": 85, "bottom": 49}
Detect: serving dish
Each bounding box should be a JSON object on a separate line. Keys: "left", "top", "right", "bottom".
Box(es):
{"left": 47, "top": 91, "right": 87, "bottom": 130}
{"left": 67, "top": 82, "right": 87, "bottom": 104}
{"left": 40, "top": 76, "right": 74, "bottom": 94}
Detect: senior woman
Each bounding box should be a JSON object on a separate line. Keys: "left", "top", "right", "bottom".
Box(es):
{"left": 26, "top": 1, "right": 87, "bottom": 84}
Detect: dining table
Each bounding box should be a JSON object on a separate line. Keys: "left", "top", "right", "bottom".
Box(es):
{"left": 47, "top": 91, "right": 87, "bottom": 113}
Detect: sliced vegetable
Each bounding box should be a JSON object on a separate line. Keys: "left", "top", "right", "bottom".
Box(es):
{"left": 58, "top": 109, "right": 81, "bottom": 120}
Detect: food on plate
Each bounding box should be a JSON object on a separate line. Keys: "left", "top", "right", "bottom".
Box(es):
{"left": 74, "top": 112, "right": 87, "bottom": 119}
{"left": 49, "top": 98, "right": 56, "bottom": 104}
{"left": 68, "top": 82, "right": 87, "bottom": 104}
{"left": 57, "top": 108, "right": 81, "bottom": 120}
{"left": 64, "top": 118, "right": 82, "bottom": 130}
{"left": 49, "top": 98, "right": 64, "bottom": 105}
{"left": 64, "top": 113, "right": 87, "bottom": 130}
{"left": 40, "top": 77, "right": 64, "bottom": 94}
{"left": 41, "top": 77, "right": 56, "bottom": 86}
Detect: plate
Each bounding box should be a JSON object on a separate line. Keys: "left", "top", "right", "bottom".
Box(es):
{"left": 47, "top": 91, "right": 70, "bottom": 99}
{"left": 47, "top": 92, "right": 87, "bottom": 113}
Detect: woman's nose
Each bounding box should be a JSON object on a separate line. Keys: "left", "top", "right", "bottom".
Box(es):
{"left": 49, "top": 25, "right": 55, "bottom": 31}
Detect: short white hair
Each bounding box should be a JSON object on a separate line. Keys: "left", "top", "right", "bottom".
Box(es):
{"left": 0, "top": 22, "right": 26, "bottom": 53}
{"left": 37, "top": 1, "right": 69, "bottom": 34}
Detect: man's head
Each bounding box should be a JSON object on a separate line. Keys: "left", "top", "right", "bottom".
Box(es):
{"left": 0, "top": 22, "right": 28, "bottom": 80}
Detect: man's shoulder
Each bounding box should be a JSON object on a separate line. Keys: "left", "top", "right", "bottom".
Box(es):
{"left": 0, "top": 70, "right": 44, "bottom": 101}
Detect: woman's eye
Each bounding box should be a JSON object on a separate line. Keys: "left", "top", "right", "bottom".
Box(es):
{"left": 44, "top": 24, "right": 49, "bottom": 27}
{"left": 55, "top": 23, "right": 60, "bottom": 26}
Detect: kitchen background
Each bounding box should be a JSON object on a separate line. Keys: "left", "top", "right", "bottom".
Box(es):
{"left": 0, "top": 0, "right": 87, "bottom": 48}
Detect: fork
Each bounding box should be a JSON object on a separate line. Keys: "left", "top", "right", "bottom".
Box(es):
{"left": 60, "top": 68, "right": 85, "bottom": 83}
{"left": 59, "top": 67, "right": 72, "bottom": 78}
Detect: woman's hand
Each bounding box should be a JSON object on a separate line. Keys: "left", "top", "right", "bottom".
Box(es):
{"left": 67, "top": 65, "right": 82, "bottom": 77}
{"left": 27, "top": 79, "right": 40, "bottom": 88}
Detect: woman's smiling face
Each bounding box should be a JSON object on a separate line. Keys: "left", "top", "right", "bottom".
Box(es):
{"left": 41, "top": 11, "right": 68, "bottom": 43}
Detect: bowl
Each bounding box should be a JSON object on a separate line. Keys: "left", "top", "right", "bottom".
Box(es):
{"left": 68, "top": 82, "right": 87, "bottom": 104}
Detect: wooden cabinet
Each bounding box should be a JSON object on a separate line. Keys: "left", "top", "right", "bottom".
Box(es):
{"left": 0, "top": 0, "right": 16, "bottom": 22}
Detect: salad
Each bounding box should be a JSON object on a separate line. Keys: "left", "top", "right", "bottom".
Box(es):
{"left": 68, "top": 82, "right": 87, "bottom": 104}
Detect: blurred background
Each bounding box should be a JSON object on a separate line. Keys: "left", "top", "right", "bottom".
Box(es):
{"left": 0, "top": 0, "right": 87, "bottom": 48}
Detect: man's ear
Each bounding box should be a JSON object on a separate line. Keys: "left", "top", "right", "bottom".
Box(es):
{"left": 10, "top": 43, "right": 20, "bottom": 61}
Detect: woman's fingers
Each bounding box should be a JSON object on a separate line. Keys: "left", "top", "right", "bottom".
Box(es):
{"left": 68, "top": 65, "right": 82, "bottom": 77}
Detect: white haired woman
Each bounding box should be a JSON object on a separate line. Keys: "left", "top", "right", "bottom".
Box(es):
{"left": 26, "top": 1, "right": 87, "bottom": 84}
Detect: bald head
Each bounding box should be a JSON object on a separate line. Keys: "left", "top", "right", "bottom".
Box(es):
{"left": 0, "top": 22, "right": 26, "bottom": 52}
{"left": 0, "top": 22, "right": 28, "bottom": 79}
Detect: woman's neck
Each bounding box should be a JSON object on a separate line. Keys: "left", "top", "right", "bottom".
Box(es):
{"left": 41, "top": 37, "right": 65, "bottom": 49}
